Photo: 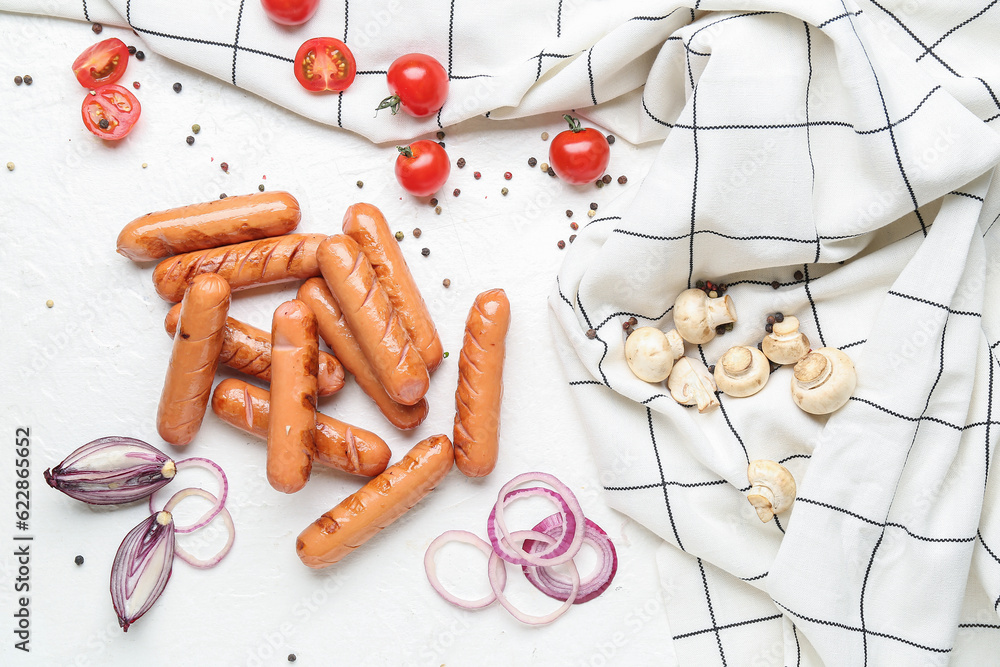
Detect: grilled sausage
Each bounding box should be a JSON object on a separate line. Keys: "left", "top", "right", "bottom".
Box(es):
{"left": 211, "top": 379, "right": 391, "bottom": 477}
{"left": 297, "top": 278, "right": 429, "bottom": 430}
{"left": 296, "top": 434, "right": 454, "bottom": 568}
{"left": 152, "top": 233, "right": 325, "bottom": 302}
{"left": 342, "top": 203, "right": 443, "bottom": 372}
{"left": 453, "top": 289, "right": 510, "bottom": 477}
{"left": 266, "top": 300, "right": 317, "bottom": 494}
{"left": 316, "top": 235, "right": 429, "bottom": 406}
{"left": 117, "top": 191, "right": 301, "bottom": 261}
{"left": 156, "top": 274, "right": 231, "bottom": 446}
{"left": 164, "top": 303, "right": 344, "bottom": 396}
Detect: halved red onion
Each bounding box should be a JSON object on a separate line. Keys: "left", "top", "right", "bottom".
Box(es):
{"left": 424, "top": 530, "right": 507, "bottom": 610}
{"left": 522, "top": 513, "right": 618, "bottom": 604}
{"left": 488, "top": 473, "right": 585, "bottom": 567}
{"left": 165, "top": 488, "right": 235, "bottom": 569}
{"left": 148, "top": 457, "right": 228, "bottom": 533}
{"left": 44, "top": 436, "right": 175, "bottom": 505}
{"left": 488, "top": 530, "right": 580, "bottom": 625}
{"left": 111, "top": 511, "right": 175, "bottom": 632}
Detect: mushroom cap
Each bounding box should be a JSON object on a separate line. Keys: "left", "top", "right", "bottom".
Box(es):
{"left": 714, "top": 346, "right": 769, "bottom": 398}
{"left": 667, "top": 356, "right": 719, "bottom": 413}
{"left": 790, "top": 348, "right": 857, "bottom": 415}
{"left": 672, "top": 289, "right": 737, "bottom": 345}
{"left": 625, "top": 327, "right": 680, "bottom": 383}
{"left": 746, "top": 460, "right": 796, "bottom": 523}
{"left": 761, "top": 316, "right": 810, "bottom": 366}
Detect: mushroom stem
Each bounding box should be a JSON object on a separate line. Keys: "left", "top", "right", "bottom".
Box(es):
{"left": 747, "top": 486, "right": 776, "bottom": 523}
{"left": 706, "top": 295, "right": 737, "bottom": 329}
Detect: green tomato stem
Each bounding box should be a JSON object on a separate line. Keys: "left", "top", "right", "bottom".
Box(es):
{"left": 563, "top": 114, "right": 583, "bottom": 132}
{"left": 397, "top": 145, "right": 414, "bottom": 158}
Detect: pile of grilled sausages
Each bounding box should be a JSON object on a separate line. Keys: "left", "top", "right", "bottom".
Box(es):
{"left": 116, "top": 192, "right": 511, "bottom": 568}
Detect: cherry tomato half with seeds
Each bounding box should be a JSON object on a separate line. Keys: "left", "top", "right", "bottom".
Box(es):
{"left": 376, "top": 53, "right": 449, "bottom": 119}
{"left": 294, "top": 37, "right": 356, "bottom": 92}
{"left": 395, "top": 140, "right": 450, "bottom": 197}
{"left": 82, "top": 85, "right": 141, "bottom": 140}
{"left": 72, "top": 38, "right": 130, "bottom": 88}
{"left": 548, "top": 115, "right": 611, "bottom": 185}
{"left": 260, "top": 0, "right": 319, "bottom": 25}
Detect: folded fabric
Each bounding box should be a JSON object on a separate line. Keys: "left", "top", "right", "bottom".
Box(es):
{"left": 551, "top": 1, "right": 1000, "bottom": 664}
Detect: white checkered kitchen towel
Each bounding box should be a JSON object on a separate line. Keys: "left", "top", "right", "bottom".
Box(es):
{"left": 5, "top": 0, "right": 1000, "bottom": 663}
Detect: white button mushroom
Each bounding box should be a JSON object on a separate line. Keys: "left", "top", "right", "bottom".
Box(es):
{"left": 790, "top": 348, "right": 857, "bottom": 415}
{"left": 714, "top": 346, "right": 770, "bottom": 398}
{"left": 672, "top": 289, "right": 738, "bottom": 344}
{"left": 746, "top": 460, "right": 796, "bottom": 523}
{"left": 761, "top": 316, "right": 810, "bottom": 366}
{"left": 667, "top": 357, "right": 719, "bottom": 413}
{"left": 625, "top": 327, "right": 686, "bottom": 383}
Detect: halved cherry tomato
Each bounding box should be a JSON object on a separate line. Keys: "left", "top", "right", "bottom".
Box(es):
{"left": 395, "top": 141, "right": 450, "bottom": 197}
{"left": 72, "top": 38, "right": 130, "bottom": 89}
{"left": 548, "top": 115, "right": 611, "bottom": 185}
{"left": 377, "top": 53, "right": 449, "bottom": 119}
{"left": 261, "top": 0, "right": 319, "bottom": 25}
{"left": 82, "top": 85, "right": 141, "bottom": 140}
{"left": 294, "top": 37, "right": 356, "bottom": 92}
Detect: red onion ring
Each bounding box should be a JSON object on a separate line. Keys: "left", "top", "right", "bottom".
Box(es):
{"left": 487, "top": 487, "right": 571, "bottom": 564}
{"left": 487, "top": 530, "right": 580, "bottom": 625}
{"left": 148, "top": 457, "right": 228, "bottom": 533}
{"left": 424, "top": 530, "right": 507, "bottom": 610}
{"left": 522, "top": 513, "right": 618, "bottom": 604}
{"left": 164, "top": 488, "right": 235, "bottom": 569}
{"left": 488, "top": 473, "right": 585, "bottom": 567}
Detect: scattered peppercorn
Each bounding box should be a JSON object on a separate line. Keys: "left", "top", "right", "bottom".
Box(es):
{"left": 708, "top": 365, "right": 716, "bottom": 374}
{"left": 435, "top": 206, "right": 442, "bottom": 214}
{"left": 528, "top": 157, "right": 537, "bottom": 167}
{"left": 588, "top": 210, "right": 596, "bottom": 217}
{"left": 570, "top": 222, "right": 578, "bottom": 230}
{"left": 586, "top": 328, "right": 597, "bottom": 339}
{"left": 766, "top": 315, "right": 776, "bottom": 325}
{"left": 453, "top": 188, "right": 461, "bottom": 197}
{"left": 607, "top": 135, "right": 615, "bottom": 144}
{"left": 142, "top": 163, "right": 148, "bottom": 169}
{"left": 540, "top": 162, "right": 549, "bottom": 172}
{"left": 566, "top": 210, "right": 573, "bottom": 218}
{"left": 92, "top": 23, "right": 103, "bottom": 34}
{"left": 443, "top": 278, "right": 451, "bottom": 287}
{"left": 757, "top": 342, "right": 764, "bottom": 351}
{"left": 602, "top": 174, "right": 612, "bottom": 184}
{"left": 220, "top": 193, "right": 227, "bottom": 199}
{"left": 98, "top": 118, "right": 110, "bottom": 129}
{"left": 595, "top": 180, "right": 604, "bottom": 189}
{"left": 589, "top": 202, "right": 598, "bottom": 211}
{"left": 794, "top": 270, "right": 804, "bottom": 280}
{"left": 135, "top": 51, "right": 145, "bottom": 60}
{"left": 547, "top": 167, "right": 556, "bottom": 177}
{"left": 569, "top": 234, "right": 577, "bottom": 243}
{"left": 501, "top": 187, "right": 509, "bottom": 196}
{"left": 769, "top": 361, "right": 781, "bottom": 374}
{"left": 437, "top": 141, "right": 445, "bottom": 148}
{"left": 191, "top": 124, "right": 201, "bottom": 134}
{"left": 708, "top": 290, "right": 718, "bottom": 298}
{"left": 258, "top": 184, "right": 265, "bottom": 191}
{"left": 618, "top": 175, "right": 628, "bottom": 185}
{"left": 132, "top": 81, "right": 140, "bottom": 89}
{"left": 413, "top": 228, "right": 422, "bottom": 238}
{"left": 75, "top": 555, "right": 84, "bottom": 565}
{"left": 429, "top": 197, "right": 438, "bottom": 206}
{"left": 288, "top": 655, "right": 296, "bottom": 663}
{"left": 186, "top": 136, "right": 195, "bottom": 145}
{"left": 14, "top": 75, "right": 22, "bottom": 85}
{"left": 5, "top": 162, "right": 13, "bottom": 171}
{"left": 173, "top": 82, "right": 182, "bottom": 93}
{"left": 622, "top": 321, "right": 631, "bottom": 331}
{"left": 220, "top": 162, "right": 229, "bottom": 172}
{"left": 46, "top": 300, "right": 54, "bottom": 308}
{"left": 457, "top": 157, "right": 466, "bottom": 168}
{"left": 541, "top": 132, "right": 549, "bottom": 140}
{"left": 436, "top": 131, "right": 445, "bottom": 140}
{"left": 765, "top": 323, "right": 773, "bottom": 333}
{"left": 127, "top": 46, "right": 136, "bottom": 55}
{"left": 557, "top": 240, "right": 566, "bottom": 249}
{"left": 394, "top": 231, "right": 404, "bottom": 241}
{"left": 628, "top": 317, "right": 637, "bottom": 326}
{"left": 774, "top": 312, "right": 784, "bottom": 323}
{"left": 696, "top": 280, "right": 705, "bottom": 288}
{"left": 716, "top": 324, "right": 727, "bottom": 335}
{"left": 771, "top": 281, "right": 780, "bottom": 290}
{"left": 356, "top": 180, "right": 363, "bottom": 188}
{"left": 23, "top": 75, "right": 32, "bottom": 85}
{"left": 474, "top": 171, "right": 481, "bottom": 180}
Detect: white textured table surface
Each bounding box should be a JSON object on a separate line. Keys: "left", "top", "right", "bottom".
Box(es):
{"left": 0, "top": 14, "right": 677, "bottom": 667}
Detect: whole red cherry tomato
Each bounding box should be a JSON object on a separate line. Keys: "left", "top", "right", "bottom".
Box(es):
{"left": 294, "top": 37, "right": 356, "bottom": 92}
{"left": 395, "top": 141, "right": 450, "bottom": 196}
{"left": 261, "top": 0, "right": 319, "bottom": 25}
{"left": 376, "top": 54, "right": 449, "bottom": 119}
{"left": 548, "top": 115, "right": 611, "bottom": 185}
{"left": 82, "top": 84, "right": 141, "bottom": 140}
{"left": 72, "top": 38, "right": 130, "bottom": 89}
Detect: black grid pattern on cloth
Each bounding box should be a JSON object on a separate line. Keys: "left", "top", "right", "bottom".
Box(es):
{"left": 555, "top": 2, "right": 1000, "bottom": 663}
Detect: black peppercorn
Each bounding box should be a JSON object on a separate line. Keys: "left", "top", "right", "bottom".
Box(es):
{"left": 602, "top": 174, "right": 612, "bottom": 184}
{"left": 586, "top": 328, "right": 597, "bottom": 339}
{"left": 618, "top": 175, "right": 627, "bottom": 185}
{"left": 765, "top": 323, "right": 773, "bottom": 333}
{"left": 528, "top": 157, "right": 537, "bottom": 167}
{"left": 436, "top": 131, "right": 445, "bottom": 140}
{"left": 92, "top": 23, "right": 103, "bottom": 34}
{"left": 430, "top": 198, "right": 438, "bottom": 206}
{"left": 14, "top": 75, "right": 22, "bottom": 85}
{"left": 771, "top": 281, "right": 780, "bottom": 290}
{"left": 186, "top": 135, "right": 195, "bottom": 145}
{"left": 23, "top": 75, "right": 33, "bottom": 85}
{"left": 128, "top": 46, "right": 136, "bottom": 55}
{"left": 766, "top": 315, "right": 776, "bottom": 325}
{"left": 135, "top": 50, "right": 145, "bottom": 60}
{"left": 421, "top": 248, "right": 430, "bottom": 257}
{"left": 75, "top": 555, "right": 84, "bottom": 565}
{"left": 173, "top": 82, "right": 182, "bottom": 93}
{"left": 589, "top": 202, "right": 598, "bottom": 211}
{"left": 607, "top": 135, "right": 615, "bottom": 144}
{"left": 566, "top": 210, "right": 573, "bottom": 218}
{"left": 774, "top": 312, "right": 784, "bottom": 323}
{"left": 794, "top": 270, "right": 804, "bottom": 281}
{"left": 456, "top": 157, "right": 466, "bottom": 168}
{"left": 98, "top": 118, "right": 109, "bottom": 129}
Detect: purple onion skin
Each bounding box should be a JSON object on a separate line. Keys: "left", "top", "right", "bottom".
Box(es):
{"left": 111, "top": 512, "right": 175, "bottom": 632}
{"left": 44, "top": 436, "right": 175, "bottom": 505}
